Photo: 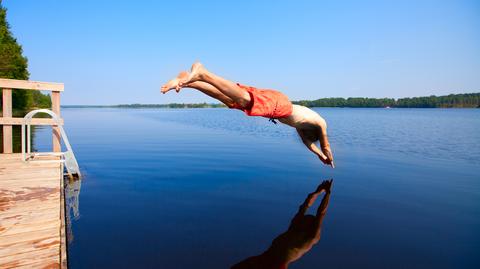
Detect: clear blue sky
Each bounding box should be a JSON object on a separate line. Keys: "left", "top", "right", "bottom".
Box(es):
{"left": 3, "top": 0, "right": 480, "bottom": 105}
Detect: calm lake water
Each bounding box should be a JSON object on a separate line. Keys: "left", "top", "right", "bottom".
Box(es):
{"left": 32, "top": 108, "right": 480, "bottom": 268}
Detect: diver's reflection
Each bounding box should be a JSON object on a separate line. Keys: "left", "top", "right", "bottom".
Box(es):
{"left": 232, "top": 179, "right": 333, "bottom": 269}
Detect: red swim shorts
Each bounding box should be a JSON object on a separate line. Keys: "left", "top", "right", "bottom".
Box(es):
{"left": 231, "top": 83, "right": 293, "bottom": 119}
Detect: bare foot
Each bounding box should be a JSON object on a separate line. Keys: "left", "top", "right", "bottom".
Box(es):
{"left": 161, "top": 71, "right": 189, "bottom": 94}
{"left": 178, "top": 62, "right": 206, "bottom": 87}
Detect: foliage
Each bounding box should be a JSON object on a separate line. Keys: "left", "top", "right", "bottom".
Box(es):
{"left": 64, "top": 94, "right": 480, "bottom": 109}
{"left": 0, "top": 1, "right": 51, "bottom": 109}
{"left": 395, "top": 93, "right": 480, "bottom": 108}
{"left": 294, "top": 93, "right": 480, "bottom": 108}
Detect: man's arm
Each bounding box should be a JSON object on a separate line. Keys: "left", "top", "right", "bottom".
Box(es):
{"left": 296, "top": 129, "right": 330, "bottom": 164}
{"left": 316, "top": 190, "right": 331, "bottom": 219}
{"left": 293, "top": 180, "right": 331, "bottom": 221}
{"left": 291, "top": 190, "right": 319, "bottom": 226}
{"left": 316, "top": 119, "right": 335, "bottom": 168}
{"left": 315, "top": 179, "right": 332, "bottom": 232}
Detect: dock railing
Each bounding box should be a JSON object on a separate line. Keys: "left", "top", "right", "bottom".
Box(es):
{"left": 0, "top": 78, "right": 64, "bottom": 153}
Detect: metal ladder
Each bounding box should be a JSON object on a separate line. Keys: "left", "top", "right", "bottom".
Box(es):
{"left": 22, "top": 109, "right": 81, "bottom": 178}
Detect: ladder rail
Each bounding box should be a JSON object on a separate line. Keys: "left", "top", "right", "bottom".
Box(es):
{"left": 21, "top": 109, "right": 81, "bottom": 178}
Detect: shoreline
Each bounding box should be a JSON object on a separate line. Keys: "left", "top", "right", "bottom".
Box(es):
{"left": 61, "top": 92, "right": 480, "bottom": 109}
{"left": 60, "top": 105, "right": 480, "bottom": 109}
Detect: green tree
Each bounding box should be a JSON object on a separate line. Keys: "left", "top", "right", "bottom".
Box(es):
{"left": 0, "top": 0, "right": 50, "bottom": 109}
{"left": 293, "top": 93, "right": 479, "bottom": 108}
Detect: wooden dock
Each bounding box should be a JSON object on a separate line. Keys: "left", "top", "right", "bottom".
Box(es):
{"left": 1, "top": 79, "right": 68, "bottom": 269}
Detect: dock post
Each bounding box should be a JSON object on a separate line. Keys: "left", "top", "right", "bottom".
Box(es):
{"left": 52, "top": 91, "right": 61, "bottom": 152}
{"left": 2, "top": 88, "right": 12, "bottom": 153}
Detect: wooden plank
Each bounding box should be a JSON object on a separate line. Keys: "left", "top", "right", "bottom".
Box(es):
{"left": 0, "top": 165, "right": 61, "bottom": 174}
{"left": 0, "top": 154, "right": 65, "bottom": 268}
{"left": 0, "top": 201, "right": 59, "bottom": 218}
{"left": 0, "top": 163, "right": 61, "bottom": 171}
{"left": 11, "top": 258, "right": 60, "bottom": 269}
{"left": 60, "top": 163, "right": 67, "bottom": 269}
{"left": 0, "top": 246, "right": 59, "bottom": 267}
{"left": 0, "top": 226, "right": 59, "bottom": 247}
{"left": 2, "top": 88, "right": 13, "bottom": 153}
{"left": 0, "top": 158, "right": 61, "bottom": 166}
{"left": 0, "top": 78, "right": 64, "bottom": 92}
{"left": 51, "top": 91, "right": 61, "bottom": 152}
{"left": 0, "top": 202, "right": 58, "bottom": 219}
{"left": 0, "top": 154, "right": 61, "bottom": 162}
{"left": 0, "top": 252, "right": 59, "bottom": 269}
{"left": 14, "top": 259, "right": 60, "bottom": 269}
{"left": 0, "top": 179, "right": 60, "bottom": 187}
{"left": 0, "top": 172, "right": 61, "bottom": 181}
{"left": 0, "top": 209, "right": 59, "bottom": 232}
{"left": 0, "top": 166, "right": 61, "bottom": 177}
{"left": 0, "top": 117, "right": 64, "bottom": 126}
{"left": 3, "top": 255, "right": 59, "bottom": 269}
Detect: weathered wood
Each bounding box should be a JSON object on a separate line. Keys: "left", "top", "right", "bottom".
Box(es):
{"left": 0, "top": 117, "right": 64, "bottom": 126}
{"left": 51, "top": 92, "right": 61, "bottom": 152}
{"left": 0, "top": 78, "right": 64, "bottom": 92}
{"left": 60, "top": 163, "right": 67, "bottom": 269}
{"left": 0, "top": 248, "right": 59, "bottom": 268}
{"left": 0, "top": 78, "right": 68, "bottom": 268}
{"left": 2, "top": 88, "right": 13, "bottom": 154}
{"left": 0, "top": 154, "right": 66, "bottom": 269}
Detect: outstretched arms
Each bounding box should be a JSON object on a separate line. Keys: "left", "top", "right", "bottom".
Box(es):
{"left": 315, "top": 180, "right": 332, "bottom": 219}
{"left": 317, "top": 123, "right": 335, "bottom": 168}
{"left": 293, "top": 179, "right": 333, "bottom": 219}
{"left": 297, "top": 128, "right": 334, "bottom": 167}
{"left": 297, "top": 129, "right": 325, "bottom": 158}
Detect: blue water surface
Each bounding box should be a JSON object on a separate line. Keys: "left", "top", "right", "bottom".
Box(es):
{"left": 33, "top": 108, "right": 480, "bottom": 269}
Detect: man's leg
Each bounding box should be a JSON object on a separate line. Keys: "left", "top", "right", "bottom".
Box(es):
{"left": 161, "top": 71, "right": 236, "bottom": 107}
{"left": 179, "top": 62, "right": 251, "bottom": 108}
{"left": 185, "top": 81, "right": 236, "bottom": 107}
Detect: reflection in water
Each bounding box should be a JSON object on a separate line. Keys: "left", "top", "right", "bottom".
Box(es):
{"left": 64, "top": 176, "right": 82, "bottom": 243}
{"left": 232, "top": 179, "right": 333, "bottom": 269}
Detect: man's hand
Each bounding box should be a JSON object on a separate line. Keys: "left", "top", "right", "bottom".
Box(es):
{"left": 297, "top": 128, "right": 334, "bottom": 168}
{"left": 315, "top": 179, "right": 333, "bottom": 194}
{"left": 321, "top": 146, "right": 335, "bottom": 168}
{"left": 315, "top": 117, "right": 335, "bottom": 168}
{"left": 317, "top": 150, "right": 334, "bottom": 168}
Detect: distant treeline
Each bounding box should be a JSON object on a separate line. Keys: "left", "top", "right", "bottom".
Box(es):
{"left": 63, "top": 93, "right": 480, "bottom": 109}
{"left": 293, "top": 93, "right": 480, "bottom": 108}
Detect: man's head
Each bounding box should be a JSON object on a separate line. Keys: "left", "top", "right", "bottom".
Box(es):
{"left": 302, "top": 129, "right": 319, "bottom": 142}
